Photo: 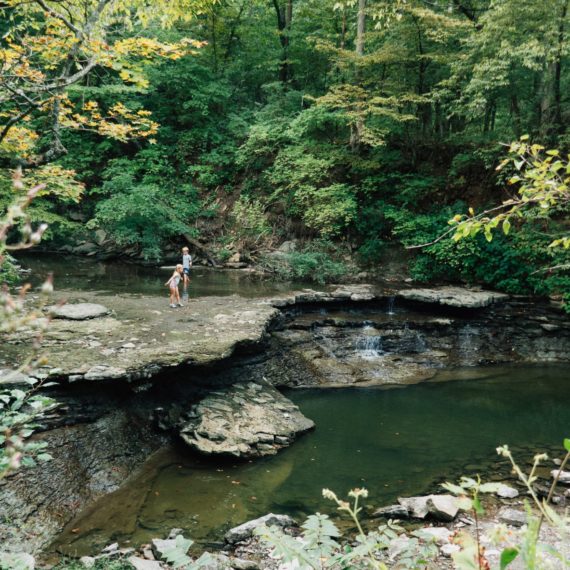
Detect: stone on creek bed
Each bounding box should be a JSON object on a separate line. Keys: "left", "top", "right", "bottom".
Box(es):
{"left": 46, "top": 303, "right": 110, "bottom": 320}
{"left": 224, "top": 513, "right": 297, "bottom": 545}
{"left": 179, "top": 382, "right": 315, "bottom": 458}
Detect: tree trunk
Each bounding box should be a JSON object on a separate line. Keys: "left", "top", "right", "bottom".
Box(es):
{"left": 510, "top": 93, "right": 522, "bottom": 138}
{"left": 223, "top": 1, "right": 246, "bottom": 63}
{"left": 553, "top": 0, "right": 568, "bottom": 134}
{"left": 351, "top": 0, "right": 366, "bottom": 152}
{"left": 272, "top": 0, "right": 293, "bottom": 83}
{"left": 356, "top": 0, "right": 366, "bottom": 56}
{"left": 211, "top": 9, "right": 218, "bottom": 74}
{"left": 340, "top": 8, "right": 347, "bottom": 49}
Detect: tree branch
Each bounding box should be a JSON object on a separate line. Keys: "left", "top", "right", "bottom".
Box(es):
{"left": 32, "top": 0, "right": 81, "bottom": 35}
{"left": 405, "top": 199, "right": 519, "bottom": 250}
{"left": 0, "top": 106, "right": 35, "bottom": 144}
{"left": 35, "top": 58, "right": 98, "bottom": 92}
{"left": 531, "top": 264, "right": 570, "bottom": 275}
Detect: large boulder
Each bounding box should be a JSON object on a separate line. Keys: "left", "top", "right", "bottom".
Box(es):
{"left": 397, "top": 494, "right": 460, "bottom": 521}
{"left": 277, "top": 240, "right": 297, "bottom": 253}
{"left": 47, "top": 303, "right": 110, "bottom": 320}
{"left": 179, "top": 382, "right": 314, "bottom": 458}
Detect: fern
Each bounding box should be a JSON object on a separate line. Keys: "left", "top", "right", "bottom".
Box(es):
{"left": 302, "top": 513, "right": 341, "bottom": 562}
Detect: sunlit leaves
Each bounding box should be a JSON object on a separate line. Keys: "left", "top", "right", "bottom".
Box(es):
{"left": 450, "top": 139, "right": 570, "bottom": 249}
{"left": 0, "top": 0, "right": 211, "bottom": 164}
{"left": 0, "top": 127, "right": 39, "bottom": 159}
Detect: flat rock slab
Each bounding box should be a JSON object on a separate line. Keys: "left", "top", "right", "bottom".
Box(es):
{"left": 0, "top": 282, "right": 521, "bottom": 386}
{"left": 179, "top": 382, "right": 315, "bottom": 458}
{"left": 498, "top": 508, "right": 527, "bottom": 527}
{"left": 398, "top": 287, "right": 508, "bottom": 309}
{"left": 47, "top": 303, "right": 110, "bottom": 320}
{"left": 3, "top": 292, "right": 281, "bottom": 384}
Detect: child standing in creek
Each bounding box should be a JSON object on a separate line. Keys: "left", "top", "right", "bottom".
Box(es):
{"left": 182, "top": 246, "right": 192, "bottom": 286}
{"left": 181, "top": 246, "right": 192, "bottom": 304}
{"left": 165, "top": 264, "right": 184, "bottom": 308}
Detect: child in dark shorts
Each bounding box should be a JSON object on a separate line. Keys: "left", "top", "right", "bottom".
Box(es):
{"left": 182, "top": 246, "right": 192, "bottom": 286}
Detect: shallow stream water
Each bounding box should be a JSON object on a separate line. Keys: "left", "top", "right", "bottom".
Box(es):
{"left": 16, "top": 253, "right": 320, "bottom": 298}
{"left": 53, "top": 365, "right": 570, "bottom": 557}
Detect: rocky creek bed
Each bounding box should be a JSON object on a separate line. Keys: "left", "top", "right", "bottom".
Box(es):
{"left": 1, "top": 282, "right": 569, "bottom": 559}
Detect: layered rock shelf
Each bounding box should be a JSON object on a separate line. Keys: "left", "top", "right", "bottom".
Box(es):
{"left": 0, "top": 283, "right": 538, "bottom": 387}
{"left": 179, "top": 381, "right": 315, "bottom": 458}
{"left": 1, "top": 285, "right": 392, "bottom": 386}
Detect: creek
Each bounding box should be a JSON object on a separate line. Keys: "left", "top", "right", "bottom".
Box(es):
{"left": 51, "top": 363, "right": 570, "bottom": 557}
{"left": 6, "top": 255, "right": 570, "bottom": 559}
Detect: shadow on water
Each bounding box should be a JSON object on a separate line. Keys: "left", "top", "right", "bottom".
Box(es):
{"left": 52, "top": 364, "right": 570, "bottom": 557}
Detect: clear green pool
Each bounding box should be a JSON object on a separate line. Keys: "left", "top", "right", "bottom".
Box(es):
{"left": 53, "top": 364, "right": 570, "bottom": 556}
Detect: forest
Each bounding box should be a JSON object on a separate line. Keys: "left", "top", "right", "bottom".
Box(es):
{"left": 1, "top": 0, "right": 570, "bottom": 303}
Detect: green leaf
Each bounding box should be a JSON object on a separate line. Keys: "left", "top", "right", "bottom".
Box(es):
{"left": 502, "top": 219, "right": 511, "bottom": 235}
{"left": 441, "top": 482, "right": 466, "bottom": 495}
{"left": 157, "top": 534, "right": 193, "bottom": 568}
{"left": 472, "top": 496, "right": 484, "bottom": 515}
{"left": 500, "top": 547, "right": 519, "bottom": 569}
{"left": 563, "top": 438, "right": 570, "bottom": 452}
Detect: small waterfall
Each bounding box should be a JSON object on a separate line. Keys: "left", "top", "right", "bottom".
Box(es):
{"left": 386, "top": 296, "right": 395, "bottom": 316}
{"left": 355, "top": 326, "right": 383, "bottom": 360}
{"left": 458, "top": 324, "right": 479, "bottom": 364}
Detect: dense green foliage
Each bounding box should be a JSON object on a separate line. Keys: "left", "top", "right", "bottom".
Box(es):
{"left": 2, "top": 0, "right": 569, "bottom": 296}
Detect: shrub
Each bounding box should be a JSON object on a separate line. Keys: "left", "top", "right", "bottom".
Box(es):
{"left": 260, "top": 242, "right": 349, "bottom": 284}
{"left": 229, "top": 195, "right": 273, "bottom": 254}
